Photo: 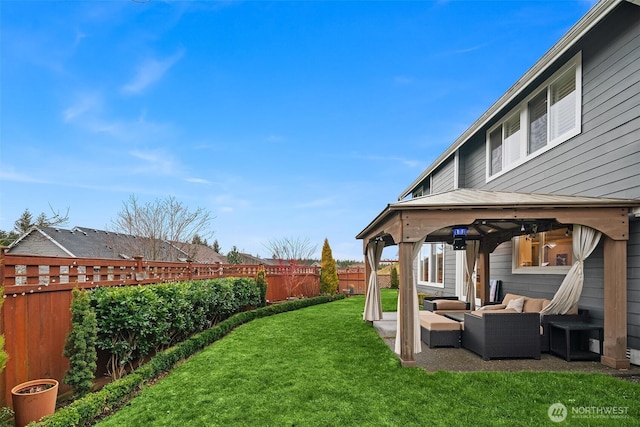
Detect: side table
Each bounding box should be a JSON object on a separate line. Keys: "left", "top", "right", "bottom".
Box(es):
{"left": 548, "top": 320, "right": 603, "bottom": 362}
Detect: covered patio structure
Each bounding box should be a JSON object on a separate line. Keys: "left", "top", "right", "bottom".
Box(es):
{"left": 356, "top": 189, "right": 640, "bottom": 369}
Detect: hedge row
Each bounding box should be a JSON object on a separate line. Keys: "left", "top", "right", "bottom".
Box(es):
{"left": 90, "top": 278, "right": 262, "bottom": 379}
{"left": 37, "top": 294, "right": 345, "bottom": 427}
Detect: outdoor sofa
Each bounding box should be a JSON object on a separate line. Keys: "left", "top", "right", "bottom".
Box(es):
{"left": 462, "top": 311, "right": 542, "bottom": 360}
{"left": 476, "top": 293, "right": 589, "bottom": 353}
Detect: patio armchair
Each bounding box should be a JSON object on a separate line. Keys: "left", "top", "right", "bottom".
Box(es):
{"left": 463, "top": 312, "right": 541, "bottom": 360}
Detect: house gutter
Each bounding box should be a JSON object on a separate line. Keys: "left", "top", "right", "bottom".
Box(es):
{"left": 398, "top": 0, "right": 625, "bottom": 201}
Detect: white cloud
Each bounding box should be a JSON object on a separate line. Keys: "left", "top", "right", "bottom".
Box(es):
{"left": 434, "top": 43, "right": 489, "bottom": 58}
{"left": 352, "top": 153, "right": 423, "bottom": 169}
{"left": 129, "top": 149, "right": 177, "bottom": 176}
{"left": 185, "top": 177, "right": 212, "bottom": 185}
{"left": 121, "top": 49, "right": 184, "bottom": 95}
{"left": 62, "top": 92, "right": 101, "bottom": 122}
{"left": 0, "top": 168, "right": 44, "bottom": 183}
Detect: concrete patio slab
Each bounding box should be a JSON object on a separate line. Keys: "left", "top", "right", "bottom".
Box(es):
{"left": 374, "top": 312, "right": 640, "bottom": 377}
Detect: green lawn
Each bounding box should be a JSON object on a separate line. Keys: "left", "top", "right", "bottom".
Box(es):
{"left": 97, "top": 290, "right": 639, "bottom": 426}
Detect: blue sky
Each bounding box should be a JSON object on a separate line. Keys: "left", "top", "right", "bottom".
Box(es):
{"left": 0, "top": 0, "right": 595, "bottom": 261}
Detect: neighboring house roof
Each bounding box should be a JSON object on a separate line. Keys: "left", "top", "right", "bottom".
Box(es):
{"left": 8, "top": 226, "right": 226, "bottom": 263}
{"left": 398, "top": 0, "right": 635, "bottom": 200}
{"left": 237, "top": 253, "right": 274, "bottom": 265}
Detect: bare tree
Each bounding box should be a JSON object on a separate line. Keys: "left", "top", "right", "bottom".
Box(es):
{"left": 264, "top": 237, "right": 318, "bottom": 298}
{"left": 110, "top": 195, "right": 214, "bottom": 261}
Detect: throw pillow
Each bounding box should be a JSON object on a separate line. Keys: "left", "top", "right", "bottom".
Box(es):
{"left": 505, "top": 297, "right": 525, "bottom": 313}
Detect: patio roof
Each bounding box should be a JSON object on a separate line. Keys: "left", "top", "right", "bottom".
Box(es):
{"left": 357, "top": 189, "right": 640, "bottom": 245}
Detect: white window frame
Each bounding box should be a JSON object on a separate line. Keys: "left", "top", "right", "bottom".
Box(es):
{"left": 486, "top": 51, "right": 582, "bottom": 182}
{"left": 417, "top": 242, "right": 445, "bottom": 288}
{"left": 512, "top": 231, "right": 573, "bottom": 275}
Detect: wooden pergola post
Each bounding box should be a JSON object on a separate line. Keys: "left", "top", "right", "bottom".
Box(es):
{"left": 477, "top": 249, "right": 491, "bottom": 305}
{"left": 602, "top": 236, "right": 630, "bottom": 369}
{"left": 398, "top": 241, "right": 416, "bottom": 366}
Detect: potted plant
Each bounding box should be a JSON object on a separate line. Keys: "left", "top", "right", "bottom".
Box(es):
{"left": 11, "top": 379, "right": 58, "bottom": 427}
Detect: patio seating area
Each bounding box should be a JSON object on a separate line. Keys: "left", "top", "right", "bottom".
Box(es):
{"left": 373, "top": 312, "right": 640, "bottom": 376}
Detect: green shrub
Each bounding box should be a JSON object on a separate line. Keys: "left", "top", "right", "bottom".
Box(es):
{"left": 390, "top": 265, "right": 399, "bottom": 289}
{"left": 38, "top": 294, "right": 343, "bottom": 427}
{"left": 91, "top": 278, "right": 262, "bottom": 380}
{"left": 64, "top": 289, "right": 98, "bottom": 398}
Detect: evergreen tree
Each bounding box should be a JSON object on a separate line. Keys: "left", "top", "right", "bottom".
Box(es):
{"left": 0, "top": 230, "right": 19, "bottom": 247}
{"left": 14, "top": 209, "right": 33, "bottom": 234}
{"left": 212, "top": 239, "right": 221, "bottom": 253}
{"left": 390, "top": 265, "right": 399, "bottom": 289}
{"left": 64, "top": 289, "right": 98, "bottom": 398}
{"left": 256, "top": 268, "right": 268, "bottom": 307}
{"left": 319, "top": 238, "right": 339, "bottom": 295}
{"left": 192, "top": 234, "right": 209, "bottom": 247}
{"left": 13, "top": 206, "right": 69, "bottom": 235}
{"left": 227, "top": 245, "right": 243, "bottom": 264}
{"left": 0, "top": 284, "right": 7, "bottom": 373}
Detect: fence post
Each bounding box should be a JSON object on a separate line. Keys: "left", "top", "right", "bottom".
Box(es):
{"left": 134, "top": 256, "right": 144, "bottom": 281}
{"left": 0, "top": 247, "right": 6, "bottom": 290}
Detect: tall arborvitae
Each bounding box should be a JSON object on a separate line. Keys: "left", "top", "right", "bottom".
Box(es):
{"left": 320, "top": 238, "right": 339, "bottom": 295}
{"left": 390, "top": 265, "right": 399, "bottom": 289}
{"left": 0, "top": 284, "right": 7, "bottom": 373}
{"left": 64, "top": 288, "right": 98, "bottom": 398}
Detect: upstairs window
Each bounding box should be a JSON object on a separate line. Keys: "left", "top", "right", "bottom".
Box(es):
{"left": 487, "top": 52, "right": 581, "bottom": 180}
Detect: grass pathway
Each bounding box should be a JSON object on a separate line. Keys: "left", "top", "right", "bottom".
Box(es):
{"left": 97, "top": 291, "right": 639, "bottom": 426}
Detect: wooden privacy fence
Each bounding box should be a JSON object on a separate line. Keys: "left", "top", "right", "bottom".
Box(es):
{"left": 0, "top": 253, "right": 364, "bottom": 407}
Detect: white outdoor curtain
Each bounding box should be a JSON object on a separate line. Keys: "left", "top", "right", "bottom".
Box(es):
{"left": 465, "top": 240, "right": 479, "bottom": 312}
{"left": 395, "top": 237, "right": 426, "bottom": 355}
{"left": 541, "top": 225, "right": 602, "bottom": 315}
{"left": 363, "top": 239, "right": 385, "bottom": 321}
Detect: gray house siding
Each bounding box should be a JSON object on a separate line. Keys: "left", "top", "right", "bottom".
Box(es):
{"left": 9, "top": 232, "right": 70, "bottom": 257}
{"left": 483, "top": 3, "right": 640, "bottom": 197}
{"left": 458, "top": 135, "right": 486, "bottom": 189}
{"left": 416, "top": 3, "right": 640, "bottom": 353}
{"left": 431, "top": 158, "right": 455, "bottom": 194}
{"left": 481, "top": 4, "right": 640, "bottom": 352}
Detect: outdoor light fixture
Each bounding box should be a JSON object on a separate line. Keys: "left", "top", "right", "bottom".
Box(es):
{"left": 452, "top": 227, "right": 468, "bottom": 251}
{"left": 521, "top": 223, "right": 526, "bottom": 232}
